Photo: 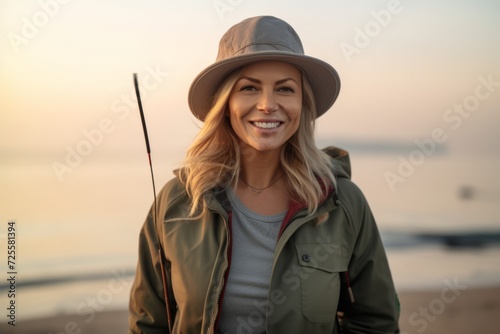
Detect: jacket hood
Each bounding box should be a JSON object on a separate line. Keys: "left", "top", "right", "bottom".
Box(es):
{"left": 322, "top": 146, "right": 352, "bottom": 180}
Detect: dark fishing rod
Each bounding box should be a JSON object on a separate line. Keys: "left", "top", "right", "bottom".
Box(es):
{"left": 133, "top": 73, "right": 173, "bottom": 332}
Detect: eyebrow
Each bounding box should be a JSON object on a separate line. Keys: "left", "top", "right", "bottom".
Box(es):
{"left": 238, "top": 76, "right": 299, "bottom": 85}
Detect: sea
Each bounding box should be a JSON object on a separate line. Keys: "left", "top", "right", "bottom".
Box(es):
{"left": 1, "top": 145, "right": 499, "bottom": 322}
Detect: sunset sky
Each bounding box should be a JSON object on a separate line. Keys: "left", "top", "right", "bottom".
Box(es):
{"left": 2, "top": 0, "right": 499, "bottom": 152}
{"left": 1, "top": 0, "right": 499, "bottom": 230}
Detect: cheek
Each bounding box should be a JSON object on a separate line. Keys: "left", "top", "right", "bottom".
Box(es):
{"left": 286, "top": 94, "right": 302, "bottom": 116}
{"left": 227, "top": 97, "right": 243, "bottom": 119}
{"left": 288, "top": 107, "right": 302, "bottom": 135}
{"left": 227, "top": 106, "right": 245, "bottom": 136}
{"left": 228, "top": 100, "right": 251, "bottom": 129}
{"left": 288, "top": 102, "right": 302, "bottom": 125}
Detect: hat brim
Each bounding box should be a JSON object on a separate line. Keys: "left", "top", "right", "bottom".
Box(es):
{"left": 188, "top": 51, "right": 341, "bottom": 121}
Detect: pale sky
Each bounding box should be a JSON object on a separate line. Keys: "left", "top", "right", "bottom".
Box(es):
{"left": 1, "top": 0, "right": 499, "bottom": 229}
{"left": 2, "top": 0, "right": 499, "bottom": 154}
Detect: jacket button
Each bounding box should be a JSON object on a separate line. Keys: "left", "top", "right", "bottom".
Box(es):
{"left": 302, "top": 254, "right": 311, "bottom": 262}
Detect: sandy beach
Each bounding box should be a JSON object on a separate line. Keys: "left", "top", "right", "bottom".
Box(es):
{"left": 398, "top": 286, "right": 500, "bottom": 334}
{"left": 2, "top": 286, "right": 499, "bottom": 334}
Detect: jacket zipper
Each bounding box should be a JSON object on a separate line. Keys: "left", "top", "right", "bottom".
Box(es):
{"left": 208, "top": 212, "right": 232, "bottom": 333}
{"left": 210, "top": 185, "right": 338, "bottom": 332}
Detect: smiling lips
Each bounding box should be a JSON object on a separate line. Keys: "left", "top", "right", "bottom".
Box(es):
{"left": 251, "top": 121, "right": 282, "bottom": 129}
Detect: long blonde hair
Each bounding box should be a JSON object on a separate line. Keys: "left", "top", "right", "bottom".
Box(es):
{"left": 179, "top": 67, "right": 336, "bottom": 217}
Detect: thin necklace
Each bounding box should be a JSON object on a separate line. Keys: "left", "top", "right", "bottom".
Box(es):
{"left": 239, "top": 173, "right": 284, "bottom": 193}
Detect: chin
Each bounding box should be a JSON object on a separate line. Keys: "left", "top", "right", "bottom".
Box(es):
{"left": 250, "top": 144, "right": 283, "bottom": 154}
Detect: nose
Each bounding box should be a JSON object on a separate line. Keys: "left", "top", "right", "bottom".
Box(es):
{"left": 256, "top": 89, "right": 278, "bottom": 113}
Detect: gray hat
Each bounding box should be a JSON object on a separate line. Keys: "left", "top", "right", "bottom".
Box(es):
{"left": 188, "top": 16, "right": 341, "bottom": 121}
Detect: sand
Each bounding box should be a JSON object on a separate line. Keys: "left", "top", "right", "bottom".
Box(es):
{"left": 2, "top": 286, "right": 499, "bottom": 334}
{"left": 398, "top": 286, "right": 500, "bottom": 334}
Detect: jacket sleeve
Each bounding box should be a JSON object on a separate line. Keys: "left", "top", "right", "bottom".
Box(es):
{"left": 128, "top": 207, "right": 173, "bottom": 334}
{"left": 338, "top": 180, "right": 400, "bottom": 333}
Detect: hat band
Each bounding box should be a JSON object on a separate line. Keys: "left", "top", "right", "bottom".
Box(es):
{"left": 232, "top": 43, "right": 302, "bottom": 57}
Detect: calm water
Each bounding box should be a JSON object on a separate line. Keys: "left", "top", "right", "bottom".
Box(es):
{"left": 1, "top": 151, "right": 499, "bottom": 320}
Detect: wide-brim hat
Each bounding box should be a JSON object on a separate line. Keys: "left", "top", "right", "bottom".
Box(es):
{"left": 188, "top": 16, "right": 341, "bottom": 121}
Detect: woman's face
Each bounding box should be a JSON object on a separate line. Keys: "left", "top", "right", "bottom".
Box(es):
{"left": 227, "top": 60, "right": 302, "bottom": 154}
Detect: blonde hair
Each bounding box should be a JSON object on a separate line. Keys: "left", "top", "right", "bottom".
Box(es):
{"left": 179, "top": 68, "right": 336, "bottom": 217}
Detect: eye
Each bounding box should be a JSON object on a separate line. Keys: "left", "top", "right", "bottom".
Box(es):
{"left": 240, "top": 85, "right": 258, "bottom": 92}
{"left": 277, "top": 86, "right": 295, "bottom": 93}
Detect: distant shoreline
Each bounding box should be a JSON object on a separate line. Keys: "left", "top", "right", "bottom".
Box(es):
{"left": 2, "top": 233, "right": 499, "bottom": 291}
{"left": 0, "top": 269, "right": 135, "bottom": 290}
{"left": 3, "top": 231, "right": 499, "bottom": 291}
{"left": 2, "top": 286, "right": 499, "bottom": 334}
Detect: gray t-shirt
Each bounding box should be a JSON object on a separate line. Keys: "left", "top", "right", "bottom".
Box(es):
{"left": 217, "top": 188, "right": 286, "bottom": 334}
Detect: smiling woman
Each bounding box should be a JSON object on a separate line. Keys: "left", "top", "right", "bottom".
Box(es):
{"left": 128, "top": 16, "right": 400, "bottom": 334}
{"left": 228, "top": 61, "right": 303, "bottom": 156}
{"left": 226, "top": 61, "right": 304, "bottom": 216}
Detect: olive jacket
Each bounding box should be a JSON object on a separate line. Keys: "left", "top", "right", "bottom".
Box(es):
{"left": 128, "top": 147, "right": 400, "bottom": 333}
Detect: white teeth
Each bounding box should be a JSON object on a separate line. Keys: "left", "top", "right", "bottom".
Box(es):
{"left": 253, "top": 121, "right": 280, "bottom": 129}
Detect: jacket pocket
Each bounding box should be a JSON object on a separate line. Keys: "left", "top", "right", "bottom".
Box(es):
{"left": 295, "top": 243, "right": 348, "bottom": 323}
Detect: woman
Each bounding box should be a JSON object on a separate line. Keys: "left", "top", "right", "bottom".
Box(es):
{"left": 129, "top": 16, "right": 400, "bottom": 333}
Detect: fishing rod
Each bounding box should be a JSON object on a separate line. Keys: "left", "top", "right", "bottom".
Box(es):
{"left": 133, "top": 73, "right": 173, "bottom": 332}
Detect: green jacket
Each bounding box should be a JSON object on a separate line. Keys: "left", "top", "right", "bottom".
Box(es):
{"left": 129, "top": 147, "right": 400, "bottom": 333}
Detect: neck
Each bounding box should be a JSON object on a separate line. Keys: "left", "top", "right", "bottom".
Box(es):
{"left": 239, "top": 146, "right": 282, "bottom": 190}
{"left": 236, "top": 144, "right": 289, "bottom": 214}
